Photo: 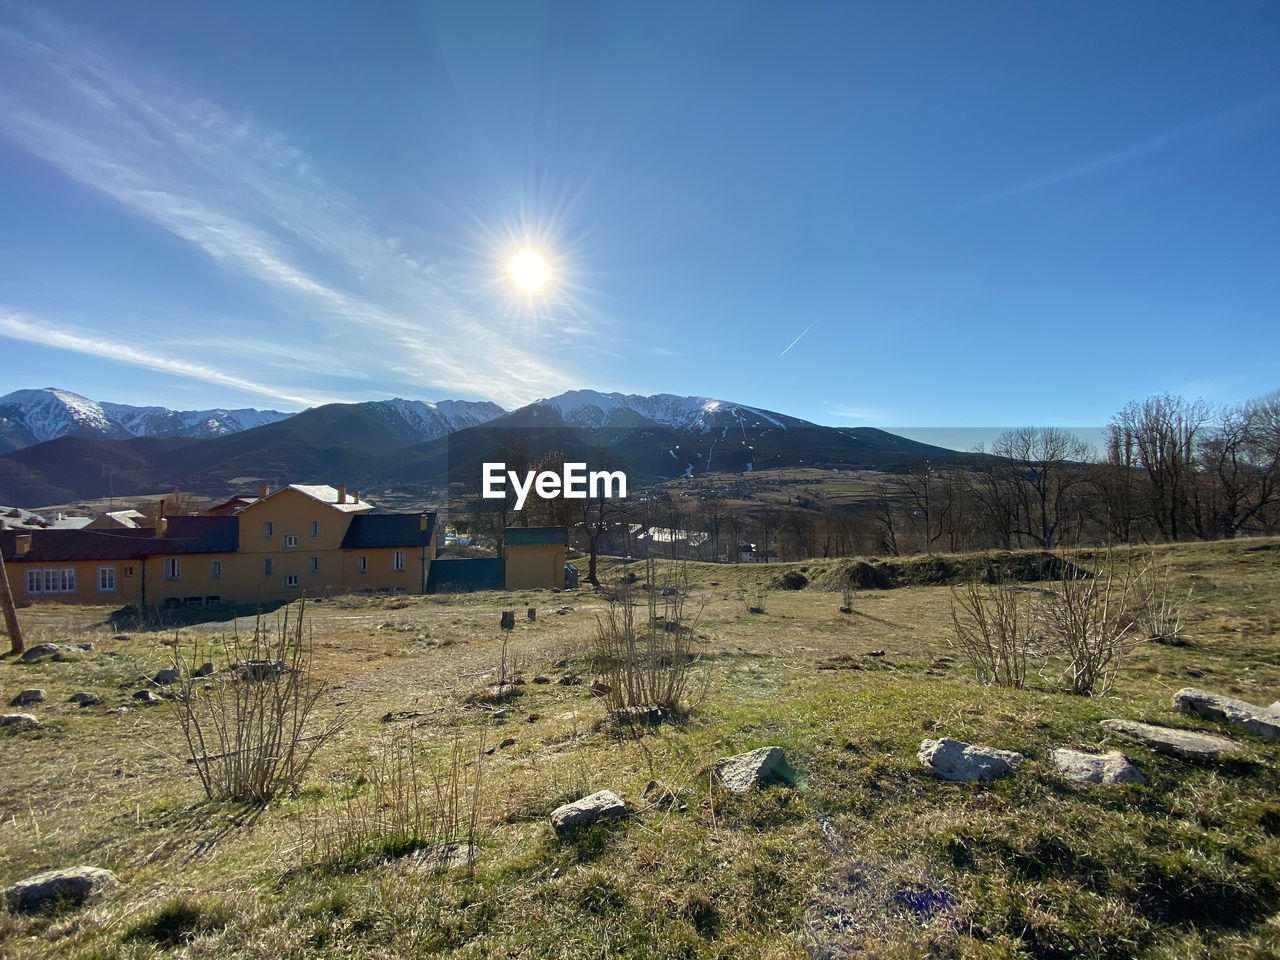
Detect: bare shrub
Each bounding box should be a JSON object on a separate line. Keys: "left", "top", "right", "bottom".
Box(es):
{"left": 1038, "top": 548, "right": 1144, "bottom": 696}
{"left": 170, "top": 599, "right": 346, "bottom": 802}
{"left": 302, "top": 729, "right": 487, "bottom": 868}
{"left": 744, "top": 585, "right": 768, "bottom": 615}
{"left": 948, "top": 579, "right": 1033, "bottom": 688}
{"left": 840, "top": 579, "right": 856, "bottom": 613}
{"left": 592, "top": 556, "right": 705, "bottom": 717}
{"left": 1135, "top": 553, "right": 1192, "bottom": 644}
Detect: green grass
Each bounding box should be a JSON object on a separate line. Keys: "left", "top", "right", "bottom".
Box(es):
{"left": 1, "top": 538, "right": 1279, "bottom": 958}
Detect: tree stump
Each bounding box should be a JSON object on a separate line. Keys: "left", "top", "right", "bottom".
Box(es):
{"left": 527, "top": 607, "right": 537, "bottom": 622}
{"left": 500, "top": 611, "right": 515, "bottom": 631}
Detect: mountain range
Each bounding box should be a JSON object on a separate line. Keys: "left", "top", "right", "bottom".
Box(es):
{"left": 0, "top": 387, "right": 962, "bottom": 507}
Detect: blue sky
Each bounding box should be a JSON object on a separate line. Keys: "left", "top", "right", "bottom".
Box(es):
{"left": 1, "top": 1, "right": 1277, "bottom": 434}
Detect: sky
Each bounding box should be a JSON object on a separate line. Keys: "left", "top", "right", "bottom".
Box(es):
{"left": 1, "top": 1, "right": 1277, "bottom": 438}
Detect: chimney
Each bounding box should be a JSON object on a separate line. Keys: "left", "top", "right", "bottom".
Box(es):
{"left": 337, "top": 483, "right": 347, "bottom": 504}
{"left": 258, "top": 484, "right": 269, "bottom": 499}
{"left": 419, "top": 514, "right": 427, "bottom": 532}
{"left": 15, "top": 534, "right": 31, "bottom": 557}
{"left": 352, "top": 489, "right": 360, "bottom": 504}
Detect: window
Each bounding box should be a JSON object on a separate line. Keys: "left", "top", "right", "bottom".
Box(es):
{"left": 284, "top": 534, "right": 299, "bottom": 549}
{"left": 309, "top": 556, "right": 319, "bottom": 574}
{"left": 124, "top": 565, "right": 135, "bottom": 577}
{"left": 357, "top": 555, "right": 368, "bottom": 574}
{"left": 211, "top": 559, "right": 222, "bottom": 580}
{"left": 163, "top": 557, "right": 181, "bottom": 581}
{"left": 264, "top": 557, "right": 274, "bottom": 576}
{"left": 24, "top": 568, "right": 76, "bottom": 594}
{"left": 392, "top": 550, "right": 406, "bottom": 572}
{"left": 310, "top": 521, "right": 319, "bottom": 537}
{"left": 97, "top": 566, "right": 116, "bottom": 592}
{"left": 263, "top": 521, "right": 273, "bottom": 539}
{"left": 283, "top": 573, "right": 300, "bottom": 588}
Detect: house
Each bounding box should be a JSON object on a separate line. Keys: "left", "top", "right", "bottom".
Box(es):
{"left": 2, "top": 484, "right": 571, "bottom": 607}
{"left": 0, "top": 505, "right": 92, "bottom": 531}
{"left": 1, "top": 484, "right": 436, "bottom": 608}
{"left": 85, "top": 509, "right": 146, "bottom": 530}
{"left": 504, "top": 526, "right": 567, "bottom": 590}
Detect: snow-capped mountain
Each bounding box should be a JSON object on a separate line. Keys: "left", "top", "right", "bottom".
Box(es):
{"left": 531, "top": 389, "right": 808, "bottom": 433}
{"left": 0, "top": 388, "right": 291, "bottom": 452}
{"left": 358, "top": 398, "right": 507, "bottom": 442}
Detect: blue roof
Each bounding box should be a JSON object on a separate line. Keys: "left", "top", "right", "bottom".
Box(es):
{"left": 340, "top": 513, "right": 436, "bottom": 549}
{"left": 505, "top": 526, "right": 567, "bottom": 546}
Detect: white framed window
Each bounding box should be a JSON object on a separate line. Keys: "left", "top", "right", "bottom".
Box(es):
{"left": 392, "top": 550, "right": 406, "bottom": 572}
{"left": 97, "top": 566, "right": 116, "bottom": 592}
{"left": 309, "top": 556, "right": 319, "bottom": 574}
{"left": 284, "top": 534, "right": 299, "bottom": 549}
{"left": 163, "top": 557, "right": 181, "bottom": 581}
{"left": 283, "top": 573, "right": 300, "bottom": 588}
{"left": 357, "top": 555, "right": 368, "bottom": 574}
{"left": 264, "top": 557, "right": 274, "bottom": 576}
{"left": 263, "top": 521, "right": 273, "bottom": 539}
{"left": 124, "top": 565, "right": 135, "bottom": 578}
{"left": 24, "top": 568, "right": 76, "bottom": 594}
{"left": 309, "top": 521, "right": 319, "bottom": 537}
{"left": 211, "top": 559, "right": 222, "bottom": 580}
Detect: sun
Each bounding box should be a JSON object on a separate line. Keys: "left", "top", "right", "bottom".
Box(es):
{"left": 509, "top": 250, "right": 549, "bottom": 291}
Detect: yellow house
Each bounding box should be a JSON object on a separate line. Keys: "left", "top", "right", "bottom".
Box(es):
{"left": 504, "top": 526, "right": 567, "bottom": 590}
{"left": 1, "top": 484, "right": 437, "bottom": 609}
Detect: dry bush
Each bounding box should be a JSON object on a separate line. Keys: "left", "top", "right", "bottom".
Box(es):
{"left": 1135, "top": 553, "right": 1192, "bottom": 644}
{"left": 302, "top": 729, "right": 487, "bottom": 868}
{"left": 169, "top": 600, "right": 346, "bottom": 802}
{"left": 948, "top": 579, "right": 1033, "bottom": 688}
{"left": 743, "top": 584, "right": 769, "bottom": 615}
{"left": 840, "top": 579, "right": 856, "bottom": 613}
{"left": 592, "top": 556, "right": 705, "bottom": 716}
{"left": 1038, "top": 548, "right": 1144, "bottom": 696}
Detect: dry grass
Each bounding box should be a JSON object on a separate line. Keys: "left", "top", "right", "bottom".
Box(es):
{"left": 0, "top": 538, "right": 1278, "bottom": 959}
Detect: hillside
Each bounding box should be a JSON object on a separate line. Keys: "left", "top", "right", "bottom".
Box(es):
{"left": 1, "top": 539, "right": 1278, "bottom": 958}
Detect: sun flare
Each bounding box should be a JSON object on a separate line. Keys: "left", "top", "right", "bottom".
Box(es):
{"left": 509, "top": 250, "right": 549, "bottom": 291}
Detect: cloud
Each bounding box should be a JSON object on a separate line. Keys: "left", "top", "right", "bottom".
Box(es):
{"left": 825, "top": 403, "right": 889, "bottom": 425}
{"left": 0, "top": 10, "right": 585, "bottom": 408}
{"left": 0, "top": 308, "right": 336, "bottom": 408}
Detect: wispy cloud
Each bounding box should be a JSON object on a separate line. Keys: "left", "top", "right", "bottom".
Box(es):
{"left": 964, "top": 93, "right": 1280, "bottom": 208}
{"left": 0, "top": 9, "right": 587, "bottom": 408}
{"left": 0, "top": 309, "right": 335, "bottom": 407}
{"left": 825, "top": 403, "right": 889, "bottom": 425}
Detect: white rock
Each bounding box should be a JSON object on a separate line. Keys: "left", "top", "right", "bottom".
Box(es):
{"left": 917, "top": 738, "right": 1022, "bottom": 782}
{"left": 0, "top": 713, "right": 40, "bottom": 728}
{"left": 1052, "top": 748, "right": 1147, "bottom": 785}
{"left": 1173, "top": 687, "right": 1280, "bottom": 740}
{"left": 550, "top": 790, "right": 627, "bottom": 835}
{"left": 715, "top": 746, "right": 792, "bottom": 793}
{"left": 1101, "top": 719, "right": 1238, "bottom": 760}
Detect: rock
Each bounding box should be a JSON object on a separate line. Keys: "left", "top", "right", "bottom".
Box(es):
{"left": 1173, "top": 687, "right": 1280, "bottom": 740}
{"left": 715, "top": 746, "right": 792, "bottom": 793}
{"left": 132, "top": 690, "right": 161, "bottom": 704}
{"left": 1052, "top": 748, "right": 1147, "bottom": 785}
{"left": 643, "top": 779, "right": 687, "bottom": 812}
{"left": 76, "top": 642, "right": 95, "bottom": 653}
{"left": 533, "top": 675, "right": 551, "bottom": 684}
{"left": 499, "top": 737, "right": 516, "bottom": 748}
{"left": 409, "top": 841, "right": 476, "bottom": 871}
{"left": 557, "top": 674, "right": 580, "bottom": 686}
{"left": 917, "top": 738, "right": 1023, "bottom": 782}
{"left": 152, "top": 668, "right": 181, "bottom": 685}
{"left": 4, "top": 866, "right": 118, "bottom": 913}
{"left": 550, "top": 790, "right": 627, "bottom": 835}
{"left": 1101, "top": 718, "right": 1239, "bottom": 760}
{"left": 865, "top": 650, "right": 886, "bottom": 657}
{"left": 236, "top": 659, "right": 285, "bottom": 681}
{"left": 11, "top": 689, "right": 45, "bottom": 706}
{"left": 0, "top": 713, "right": 40, "bottom": 729}
{"left": 839, "top": 605, "right": 852, "bottom": 614}
{"left": 194, "top": 662, "right": 215, "bottom": 678}
{"left": 112, "top": 634, "right": 130, "bottom": 641}
{"left": 556, "top": 607, "right": 570, "bottom": 615}
{"left": 483, "top": 745, "right": 495, "bottom": 756}
{"left": 588, "top": 680, "right": 612, "bottom": 697}
{"left": 69, "top": 692, "right": 100, "bottom": 707}
{"left": 483, "top": 683, "right": 519, "bottom": 702}
{"left": 526, "top": 713, "right": 540, "bottom": 723}
{"left": 491, "top": 708, "right": 507, "bottom": 721}
{"left": 20, "top": 643, "right": 62, "bottom": 663}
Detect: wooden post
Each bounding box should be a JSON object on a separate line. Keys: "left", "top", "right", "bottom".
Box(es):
{"left": 500, "top": 611, "right": 515, "bottom": 631}
{"left": 0, "top": 549, "right": 23, "bottom": 656}
{"left": 527, "top": 607, "right": 537, "bottom": 622}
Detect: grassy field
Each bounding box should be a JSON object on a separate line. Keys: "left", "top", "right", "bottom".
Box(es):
{"left": 2, "top": 539, "right": 1279, "bottom": 958}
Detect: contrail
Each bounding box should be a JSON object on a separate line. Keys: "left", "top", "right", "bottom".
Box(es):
{"left": 780, "top": 320, "right": 817, "bottom": 357}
